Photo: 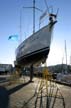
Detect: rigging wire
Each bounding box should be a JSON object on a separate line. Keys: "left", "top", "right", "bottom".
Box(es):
{"left": 44, "top": 0, "right": 49, "bottom": 14}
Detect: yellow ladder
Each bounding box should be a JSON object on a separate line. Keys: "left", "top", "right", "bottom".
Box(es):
{"left": 36, "top": 63, "right": 52, "bottom": 95}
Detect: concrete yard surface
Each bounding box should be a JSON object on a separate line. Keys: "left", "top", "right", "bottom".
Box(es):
{"left": 0, "top": 76, "right": 71, "bottom": 108}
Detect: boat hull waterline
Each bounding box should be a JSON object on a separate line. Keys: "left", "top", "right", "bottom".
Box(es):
{"left": 15, "top": 21, "right": 57, "bottom": 66}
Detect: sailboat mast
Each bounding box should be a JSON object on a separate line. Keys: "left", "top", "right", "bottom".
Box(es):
{"left": 23, "top": 0, "right": 41, "bottom": 34}
{"left": 65, "top": 40, "right": 67, "bottom": 65}
{"left": 33, "top": 0, "right": 35, "bottom": 34}
{"left": 20, "top": 9, "right": 22, "bottom": 43}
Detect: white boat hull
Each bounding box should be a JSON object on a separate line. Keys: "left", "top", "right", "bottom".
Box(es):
{"left": 15, "top": 21, "right": 56, "bottom": 66}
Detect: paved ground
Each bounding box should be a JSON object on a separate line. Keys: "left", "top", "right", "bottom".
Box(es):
{"left": 0, "top": 76, "right": 71, "bottom": 108}
{"left": 58, "top": 84, "right": 71, "bottom": 108}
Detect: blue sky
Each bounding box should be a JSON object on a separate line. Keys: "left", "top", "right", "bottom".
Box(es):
{"left": 0, "top": 0, "right": 71, "bottom": 66}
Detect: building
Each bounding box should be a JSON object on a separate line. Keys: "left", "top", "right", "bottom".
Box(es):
{"left": 0, "top": 64, "right": 13, "bottom": 74}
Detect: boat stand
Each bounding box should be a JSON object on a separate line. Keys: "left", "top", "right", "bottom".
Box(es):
{"left": 34, "top": 63, "right": 65, "bottom": 108}
{"left": 30, "top": 64, "right": 34, "bottom": 82}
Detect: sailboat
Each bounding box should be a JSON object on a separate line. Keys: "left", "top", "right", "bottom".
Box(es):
{"left": 15, "top": 0, "right": 57, "bottom": 67}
